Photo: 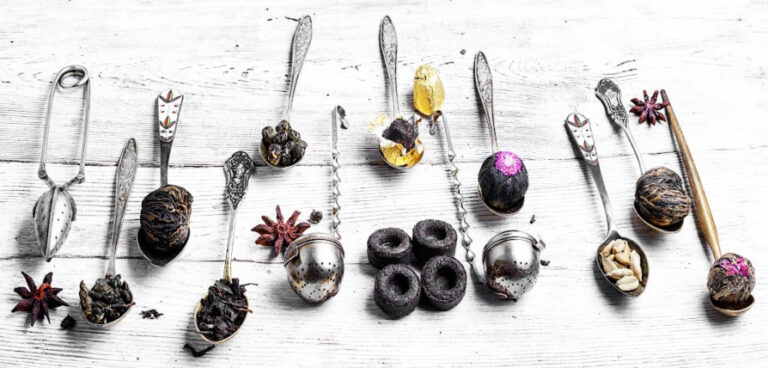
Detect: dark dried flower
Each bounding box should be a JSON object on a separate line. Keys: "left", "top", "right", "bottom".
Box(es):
{"left": 12, "top": 272, "right": 68, "bottom": 326}
{"left": 140, "top": 309, "right": 164, "bottom": 319}
{"left": 252, "top": 205, "right": 311, "bottom": 255}
{"left": 629, "top": 90, "right": 669, "bottom": 125}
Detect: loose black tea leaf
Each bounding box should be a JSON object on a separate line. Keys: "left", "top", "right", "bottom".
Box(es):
{"left": 60, "top": 314, "right": 76, "bottom": 330}
{"left": 308, "top": 209, "right": 323, "bottom": 224}
{"left": 530, "top": 214, "right": 536, "bottom": 224}
{"left": 183, "top": 343, "right": 215, "bottom": 358}
{"left": 79, "top": 274, "right": 134, "bottom": 324}
{"left": 140, "top": 309, "right": 163, "bottom": 319}
{"left": 11, "top": 271, "right": 68, "bottom": 326}
{"left": 196, "top": 278, "right": 250, "bottom": 342}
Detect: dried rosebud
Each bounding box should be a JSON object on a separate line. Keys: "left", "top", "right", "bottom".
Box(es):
{"left": 413, "top": 64, "right": 445, "bottom": 116}
{"left": 708, "top": 253, "right": 755, "bottom": 308}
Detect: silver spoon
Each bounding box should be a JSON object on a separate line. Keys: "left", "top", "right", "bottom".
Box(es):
{"left": 565, "top": 113, "right": 649, "bottom": 297}
{"left": 33, "top": 65, "right": 91, "bottom": 261}
{"left": 473, "top": 52, "right": 529, "bottom": 215}
{"left": 136, "top": 89, "right": 191, "bottom": 266}
{"left": 260, "top": 15, "right": 312, "bottom": 170}
{"left": 376, "top": 15, "right": 422, "bottom": 170}
{"left": 80, "top": 138, "right": 138, "bottom": 327}
{"left": 595, "top": 79, "right": 684, "bottom": 233}
{"left": 194, "top": 151, "right": 253, "bottom": 344}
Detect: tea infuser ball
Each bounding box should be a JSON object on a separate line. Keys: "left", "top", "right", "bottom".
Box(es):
{"left": 283, "top": 106, "right": 348, "bottom": 304}
{"left": 473, "top": 52, "right": 529, "bottom": 215}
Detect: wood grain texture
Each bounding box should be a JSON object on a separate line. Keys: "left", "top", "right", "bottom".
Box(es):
{"left": 0, "top": 0, "right": 766, "bottom": 367}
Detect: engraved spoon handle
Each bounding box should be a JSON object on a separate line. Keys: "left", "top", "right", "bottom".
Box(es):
{"left": 379, "top": 15, "right": 400, "bottom": 118}
{"left": 565, "top": 113, "right": 617, "bottom": 234}
{"left": 474, "top": 52, "right": 498, "bottom": 153}
{"left": 284, "top": 15, "right": 312, "bottom": 121}
{"left": 595, "top": 78, "right": 645, "bottom": 173}
{"left": 223, "top": 151, "right": 254, "bottom": 281}
{"left": 156, "top": 89, "right": 183, "bottom": 186}
{"left": 107, "top": 139, "right": 138, "bottom": 277}
{"left": 661, "top": 90, "right": 721, "bottom": 259}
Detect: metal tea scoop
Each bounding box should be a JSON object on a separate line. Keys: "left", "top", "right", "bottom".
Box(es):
{"left": 595, "top": 79, "right": 687, "bottom": 233}
{"left": 662, "top": 91, "right": 755, "bottom": 316}
{"left": 473, "top": 52, "right": 529, "bottom": 216}
{"left": 374, "top": 15, "right": 423, "bottom": 170}
{"left": 80, "top": 139, "right": 138, "bottom": 327}
{"left": 194, "top": 151, "right": 254, "bottom": 344}
{"left": 259, "top": 15, "right": 312, "bottom": 170}
{"left": 431, "top": 106, "right": 545, "bottom": 301}
{"left": 565, "top": 113, "right": 649, "bottom": 297}
{"left": 137, "top": 89, "right": 191, "bottom": 267}
{"left": 33, "top": 65, "right": 91, "bottom": 261}
{"left": 283, "top": 106, "right": 347, "bottom": 304}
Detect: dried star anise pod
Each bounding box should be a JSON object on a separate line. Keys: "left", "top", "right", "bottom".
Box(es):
{"left": 12, "top": 271, "right": 68, "bottom": 326}
{"left": 252, "top": 205, "right": 311, "bottom": 255}
{"left": 629, "top": 90, "right": 669, "bottom": 125}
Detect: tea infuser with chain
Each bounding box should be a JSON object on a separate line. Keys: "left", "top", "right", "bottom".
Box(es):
{"left": 33, "top": 65, "right": 91, "bottom": 261}
{"left": 283, "top": 105, "right": 347, "bottom": 304}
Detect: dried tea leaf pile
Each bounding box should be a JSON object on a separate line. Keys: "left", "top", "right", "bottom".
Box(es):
{"left": 79, "top": 274, "right": 134, "bottom": 324}
{"left": 196, "top": 278, "right": 250, "bottom": 342}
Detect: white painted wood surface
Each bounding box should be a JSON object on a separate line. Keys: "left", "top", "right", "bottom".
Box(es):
{"left": 1, "top": 0, "right": 766, "bottom": 366}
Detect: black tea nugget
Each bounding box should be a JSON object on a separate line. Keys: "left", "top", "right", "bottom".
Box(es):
{"left": 412, "top": 219, "right": 457, "bottom": 262}
{"left": 374, "top": 264, "right": 421, "bottom": 318}
{"left": 367, "top": 228, "right": 412, "bottom": 269}
{"left": 421, "top": 256, "right": 467, "bottom": 310}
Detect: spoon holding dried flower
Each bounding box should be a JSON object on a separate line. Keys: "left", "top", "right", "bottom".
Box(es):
{"left": 259, "top": 15, "right": 312, "bottom": 169}
{"left": 473, "top": 52, "right": 529, "bottom": 215}
{"left": 595, "top": 79, "right": 691, "bottom": 233}
{"left": 565, "top": 114, "right": 649, "bottom": 297}
{"left": 194, "top": 151, "right": 254, "bottom": 344}
{"left": 80, "top": 139, "right": 138, "bottom": 327}
{"left": 370, "top": 15, "right": 424, "bottom": 170}
{"left": 662, "top": 90, "right": 755, "bottom": 316}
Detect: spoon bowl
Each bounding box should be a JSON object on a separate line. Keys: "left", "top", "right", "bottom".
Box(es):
{"left": 632, "top": 202, "right": 684, "bottom": 234}
{"left": 595, "top": 231, "right": 649, "bottom": 297}
{"left": 194, "top": 292, "right": 249, "bottom": 345}
{"left": 710, "top": 295, "right": 754, "bottom": 317}
{"left": 81, "top": 299, "right": 133, "bottom": 328}
{"left": 259, "top": 139, "right": 305, "bottom": 170}
{"left": 136, "top": 228, "right": 190, "bottom": 267}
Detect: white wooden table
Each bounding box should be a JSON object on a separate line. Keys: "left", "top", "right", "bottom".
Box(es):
{"left": 1, "top": 0, "right": 766, "bottom": 366}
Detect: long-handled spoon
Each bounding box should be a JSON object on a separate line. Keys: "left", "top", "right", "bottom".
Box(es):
{"left": 662, "top": 90, "right": 755, "bottom": 316}
{"left": 595, "top": 79, "right": 688, "bottom": 233}
{"left": 194, "top": 151, "right": 254, "bottom": 344}
{"left": 260, "top": 15, "right": 312, "bottom": 170}
{"left": 80, "top": 138, "right": 138, "bottom": 326}
{"left": 565, "top": 113, "right": 649, "bottom": 297}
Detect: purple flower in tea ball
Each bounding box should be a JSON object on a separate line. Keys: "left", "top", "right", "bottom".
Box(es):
{"left": 478, "top": 151, "right": 528, "bottom": 214}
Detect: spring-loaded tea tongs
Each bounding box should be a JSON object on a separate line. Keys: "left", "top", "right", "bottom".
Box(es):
{"left": 33, "top": 65, "right": 91, "bottom": 261}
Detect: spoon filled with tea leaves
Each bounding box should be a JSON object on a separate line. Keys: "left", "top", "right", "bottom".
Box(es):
{"left": 80, "top": 139, "right": 137, "bottom": 327}
{"left": 565, "top": 113, "right": 649, "bottom": 297}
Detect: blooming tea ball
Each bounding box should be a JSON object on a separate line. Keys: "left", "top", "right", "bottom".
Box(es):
{"left": 634, "top": 167, "right": 691, "bottom": 227}
{"left": 708, "top": 253, "right": 755, "bottom": 308}
{"left": 140, "top": 185, "right": 193, "bottom": 252}
{"left": 478, "top": 151, "right": 528, "bottom": 214}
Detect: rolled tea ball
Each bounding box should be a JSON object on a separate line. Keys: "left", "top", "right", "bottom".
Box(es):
{"left": 634, "top": 167, "right": 691, "bottom": 227}
{"left": 140, "top": 185, "right": 193, "bottom": 252}
{"left": 478, "top": 151, "right": 529, "bottom": 214}
{"left": 707, "top": 253, "right": 755, "bottom": 308}
{"left": 382, "top": 118, "right": 417, "bottom": 150}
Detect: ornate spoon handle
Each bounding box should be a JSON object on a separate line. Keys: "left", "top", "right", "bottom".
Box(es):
{"left": 595, "top": 78, "right": 645, "bottom": 173}
{"left": 473, "top": 52, "right": 498, "bottom": 153}
{"left": 661, "top": 90, "right": 721, "bottom": 259}
{"left": 156, "top": 89, "right": 183, "bottom": 186}
{"left": 285, "top": 15, "right": 312, "bottom": 121}
{"left": 331, "top": 106, "right": 346, "bottom": 240}
{"left": 379, "top": 15, "right": 400, "bottom": 118}
{"left": 223, "top": 151, "right": 254, "bottom": 281}
{"left": 39, "top": 65, "right": 91, "bottom": 189}
{"left": 565, "top": 113, "right": 617, "bottom": 233}
{"left": 107, "top": 138, "right": 138, "bottom": 277}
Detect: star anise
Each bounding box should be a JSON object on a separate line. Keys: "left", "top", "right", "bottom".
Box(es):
{"left": 252, "top": 205, "right": 311, "bottom": 255}
{"left": 12, "top": 272, "right": 68, "bottom": 326}
{"left": 629, "top": 90, "right": 669, "bottom": 125}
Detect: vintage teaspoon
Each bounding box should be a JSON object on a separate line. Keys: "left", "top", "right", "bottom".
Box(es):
{"left": 565, "top": 113, "right": 649, "bottom": 297}
{"left": 194, "top": 151, "right": 254, "bottom": 344}
{"left": 80, "top": 139, "right": 138, "bottom": 327}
